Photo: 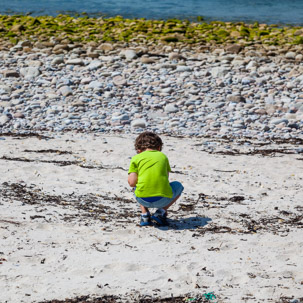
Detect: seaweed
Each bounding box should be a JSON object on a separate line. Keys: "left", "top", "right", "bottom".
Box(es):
{"left": 0, "top": 156, "right": 127, "bottom": 170}
{"left": 0, "top": 14, "right": 302, "bottom": 46}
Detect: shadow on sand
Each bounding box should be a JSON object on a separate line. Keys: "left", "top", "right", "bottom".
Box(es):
{"left": 156, "top": 216, "right": 212, "bottom": 231}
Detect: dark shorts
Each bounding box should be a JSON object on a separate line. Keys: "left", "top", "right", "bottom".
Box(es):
{"left": 136, "top": 181, "right": 184, "bottom": 208}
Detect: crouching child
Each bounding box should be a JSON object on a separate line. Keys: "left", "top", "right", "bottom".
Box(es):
{"left": 128, "top": 131, "right": 184, "bottom": 226}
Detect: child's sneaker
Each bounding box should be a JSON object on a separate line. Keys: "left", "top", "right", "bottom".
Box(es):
{"left": 140, "top": 213, "right": 151, "bottom": 226}
{"left": 151, "top": 209, "right": 168, "bottom": 226}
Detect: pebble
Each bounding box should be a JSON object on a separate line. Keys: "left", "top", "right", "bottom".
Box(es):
{"left": 51, "top": 56, "right": 65, "bottom": 65}
{"left": 168, "top": 53, "right": 185, "bottom": 60}
{"left": 227, "top": 95, "right": 246, "bottom": 103}
{"left": 87, "top": 60, "right": 102, "bottom": 70}
{"left": 0, "top": 115, "right": 10, "bottom": 126}
{"left": 270, "top": 118, "right": 289, "bottom": 125}
{"left": 285, "top": 52, "right": 296, "bottom": 60}
{"left": 241, "top": 77, "right": 254, "bottom": 85}
{"left": 13, "top": 112, "right": 25, "bottom": 118}
{"left": 121, "top": 49, "right": 137, "bottom": 61}
{"left": 59, "top": 86, "right": 73, "bottom": 97}
{"left": 131, "top": 119, "right": 146, "bottom": 128}
{"left": 161, "top": 87, "right": 174, "bottom": 94}
{"left": 225, "top": 44, "right": 242, "bottom": 54}
{"left": 140, "top": 56, "right": 156, "bottom": 64}
{"left": 165, "top": 104, "right": 179, "bottom": 113}
{"left": 246, "top": 61, "right": 257, "bottom": 70}
{"left": 0, "top": 44, "right": 301, "bottom": 141}
{"left": 20, "top": 67, "right": 41, "bottom": 79}
{"left": 259, "top": 66, "right": 272, "bottom": 73}
{"left": 2, "top": 70, "right": 20, "bottom": 78}
{"left": 176, "top": 66, "right": 192, "bottom": 72}
{"left": 0, "top": 85, "right": 12, "bottom": 94}
{"left": 66, "top": 58, "right": 85, "bottom": 66}
{"left": 87, "top": 81, "right": 103, "bottom": 90}
{"left": 113, "top": 76, "right": 127, "bottom": 86}
{"left": 211, "top": 66, "right": 230, "bottom": 78}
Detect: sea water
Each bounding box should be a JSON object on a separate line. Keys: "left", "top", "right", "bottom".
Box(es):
{"left": 1, "top": 0, "right": 303, "bottom": 25}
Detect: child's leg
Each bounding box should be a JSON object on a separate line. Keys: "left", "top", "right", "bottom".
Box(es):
{"left": 139, "top": 204, "right": 151, "bottom": 226}
{"left": 151, "top": 195, "right": 180, "bottom": 226}
{"left": 162, "top": 181, "right": 184, "bottom": 213}
{"left": 163, "top": 195, "right": 180, "bottom": 212}
{"left": 140, "top": 204, "right": 149, "bottom": 214}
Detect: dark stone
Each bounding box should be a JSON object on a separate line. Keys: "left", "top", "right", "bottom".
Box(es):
{"left": 225, "top": 44, "right": 242, "bottom": 54}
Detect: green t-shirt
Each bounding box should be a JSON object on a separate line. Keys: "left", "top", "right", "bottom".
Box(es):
{"left": 128, "top": 150, "right": 173, "bottom": 198}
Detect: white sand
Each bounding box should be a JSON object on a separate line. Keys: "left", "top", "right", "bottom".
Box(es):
{"left": 0, "top": 133, "right": 302, "bottom": 302}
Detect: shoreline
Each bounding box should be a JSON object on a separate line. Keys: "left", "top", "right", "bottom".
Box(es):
{"left": 0, "top": 14, "right": 303, "bottom": 48}
{"left": 2, "top": 11, "right": 303, "bottom": 27}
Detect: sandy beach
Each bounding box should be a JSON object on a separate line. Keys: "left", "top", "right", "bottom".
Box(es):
{"left": 0, "top": 132, "right": 302, "bottom": 302}
{"left": 0, "top": 13, "right": 303, "bottom": 302}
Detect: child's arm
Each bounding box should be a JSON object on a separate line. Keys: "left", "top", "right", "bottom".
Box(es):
{"left": 128, "top": 172, "right": 138, "bottom": 187}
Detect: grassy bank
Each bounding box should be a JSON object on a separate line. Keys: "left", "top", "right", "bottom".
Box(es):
{"left": 0, "top": 14, "right": 303, "bottom": 47}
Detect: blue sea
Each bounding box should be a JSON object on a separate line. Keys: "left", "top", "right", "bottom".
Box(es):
{"left": 1, "top": 0, "right": 303, "bottom": 25}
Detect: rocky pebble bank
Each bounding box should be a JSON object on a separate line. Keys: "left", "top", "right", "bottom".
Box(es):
{"left": 0, "top": 39, "right": 303, "bottom": 141}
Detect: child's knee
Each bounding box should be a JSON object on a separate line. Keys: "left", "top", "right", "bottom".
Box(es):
{"left": 170, "top": 181, "right": 184, "bottom": 195}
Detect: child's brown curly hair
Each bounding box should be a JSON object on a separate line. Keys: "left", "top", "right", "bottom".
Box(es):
{"left": 135, "top": 131, "right": 163, "bottom": 152}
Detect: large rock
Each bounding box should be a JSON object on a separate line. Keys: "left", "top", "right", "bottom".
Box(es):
{"left": 131, "top": 119, "right": 146, "bottom": 128}
{"left": 176, "top": 65, "right": 192, "bottom": 72}
{"left": 17, "top": 40, "right": 32, "bottom": 48}
{"left": 51, "top": 56, "right": 65, "bottom": 65}
{"left": 20, "top": 67, "right": 41, "bottom": 79}
{"left": 87, "top": 51, "right": 99, "bottom": 59}
{"left": 10, "top": 24, "right": 25, "bottom": 32}
{"left": 259, "top": 66, "right": 272, "bottom": 73}
{"left": 0, "top": 115, "right": 10, "bottom": 126}
{"left": 152, "top": 63, "right": 177, "bottom": 70}
{"left": 2, "top": 70, "right": 20, "bottom": 78}
{"left": 285, "top": 52, "right": 296, "bottom": 60}
{"left": 211, "top": 66, "right": 230, "bottom": 78}
{"left": 98, "top": 43, "right": 114, "bottom": 52}
{"left": 81, "top": 77, "right": 92, "bottom": 84}
{"left": 241, "top": 77, "right": 255, "bottom": 85}
{"left": 168, "top": 53, "right": 185, "bottom": 60}
{"left": 165, "top": 104, "right": 179, "bottom": 113}
{"left": 227, "top": 95, "right": 246, "bottom": 103}
{"left": 246, "top": 61, "right": 258, "bottom": 70}
{"left": 59, "top": 86, "right": 73, "bottom": 97}
{"left": 113, "top": 76, "right": 127, "bottom": 86}
{"left": 25, "top": 60, "right": 42, "bottom": 68}
{"left": 264, "top": 95, "right": 275, "bottom": 104}
{"left": 232, "top": 59, "right": 245, "bottom": 66}
{"left": 87, "top": 60, "right": 102, "bottom": 70}
{"left": 0, "top": 101, "right": 11, "bottom": 108}
{"left": 270, "top": 118, "right": 289, "bottom": 125}
{"left": 294, "top": 74, "right": 303, "bottom": 83}
{"left": 88, "top": 81, "right": 103, "bottom": 90}
{"left": 230, "top": 31, "right": 241, "bottom": 38}
{"left": 225, "top": 44, "right": 242, "bottom": 54}
{"left": 140, "top": 56, "right": 156, "bottom": 64}
{"left": 66, "top": 58, "right": 85, "bottom": 66}
{"left": 295, "top": 54, "right": 303, "bottom": 61}
{"left": 13, "top": 112, "right": 25, "bottom": 118}
{"left": 0, "top": 85, "right": 12, "bottom": 94}
{"left": 121, "top": 49, "right": 137, "bottom": 61}
{"left": 161, "top": 87, "right": 174, "bottom": 94}
{"left": 53, "top": 44, "right": 69, "bottom": 52}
